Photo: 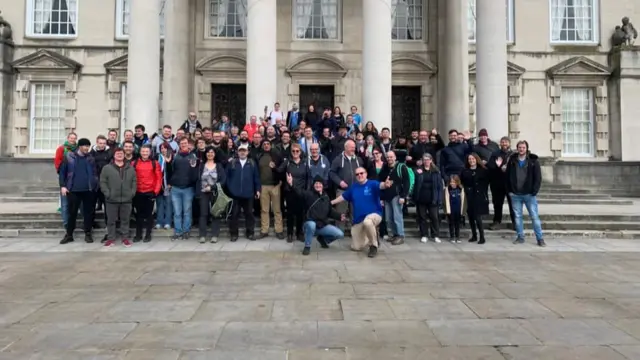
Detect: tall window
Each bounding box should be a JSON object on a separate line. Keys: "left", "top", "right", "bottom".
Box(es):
{"left": 467, "top": 0, "right": 514, "bottom": 43}
{"left": 208, "top": 0, "right": 248, "bottom": 38}
{"left": 26, "top": 0, "right": 78, "bottom": 37}
{"left": 392, "top": 0, "right": 423, "bottom": 40}
{"left": 294, "top": 0, "right": 339, "bottom": 40}
{"left": 561, "top": 88, "right": 594, "bottom": 157}
{"left": 550, "top": 0, "right": 598, "bottom": 44}
{"left": 29, "top": 83, "right": 67, "bottom": 154}
{"left": 116, "top": 0, "right": 166, "bottom": 39}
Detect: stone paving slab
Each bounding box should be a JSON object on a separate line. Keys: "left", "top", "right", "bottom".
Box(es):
{"left": 0, "top": 239, "right": 639, "bottom": 358}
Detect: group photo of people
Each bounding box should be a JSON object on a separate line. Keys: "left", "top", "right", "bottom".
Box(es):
{"left": 54, "top": 102, "right": 546, "bottom": 258}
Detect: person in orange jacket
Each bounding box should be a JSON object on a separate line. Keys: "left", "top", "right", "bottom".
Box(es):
{"left": 243, "top": 115, "right": 260, "bottom": 140}
{"left": 131, "top": 144, "right": 162, "bottom": 243}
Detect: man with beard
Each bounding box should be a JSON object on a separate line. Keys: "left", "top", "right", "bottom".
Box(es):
{"left": 236, "top": 130, "right": 250, "bottom": 148}
{"left": 209, "top": 130, "right": 229, "bottom": 164}
{"left": 256, "top": 140, "right": 285, "bottom": 239}
{"left": 249, "top": 132, "right": 263, "bottom": 160}
{"left": 134, "top": 125, "right": 150, "bottom": 148}
{"left": 106, "top": 130, "right": 120, "bottom": 152}
{"left": 265, "top": 126, "right": 279, "bottom": 145}
{"left": 202, "top": 127, "right": 214, "bottom": 145}
{"left": 276, "top": 131, "right": 293, "bottom": 160}
{"left": 409, "top": 130, "right": 419, "bottom": 147}
{"left": 152, "top": 125, "right": 178, "bottom": 154}
{"left": 90, "top": 135, "right": 112, "bottom": 218}
{"left": 472, "top": 128, "right": 499, "bottom": 165}
{"left": 407, "top": 129, "right": 444, "bottom": 167}
{"left": 330, "top": 124, "right": 349, "bottom": 162}
{"left": 488, "top": 136, "right": 515, "bottom": 230}
{"left": 439, "top": 129, "right": 471, "bottom": 182}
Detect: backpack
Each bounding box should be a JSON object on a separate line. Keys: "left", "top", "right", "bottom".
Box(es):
{"left": 132, "top": 159, "right": 156, "bottom": 172}
{"left": 396, "top": 163, "right": 415, "bottom": 197}
{"left": 210, "top": 183, "right": 233, "bottom": 219}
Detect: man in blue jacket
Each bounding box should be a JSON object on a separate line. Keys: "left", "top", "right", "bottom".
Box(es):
{"left": 439, "top": 129, "right": 471, "bottom": 182}
{"left": 226, "top": 143, "right": 261, "bottom": 241}
{"left": 59, "top": 138, "right": 99, "bottom": 245}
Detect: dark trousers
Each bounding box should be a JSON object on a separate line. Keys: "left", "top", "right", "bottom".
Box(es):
{"left": 133, "top": 192, "right": 155, "bottom": 237}
{"left": 96, "top": 190, "right": 108, "bottom": 224}
{"left": 66, "top": 191, "right": 96, "bottom": 236}
{"left": 192, "top": 197, "right": 200, "bottom": 226}
{"left": 417, "top": 203, "right": 440, "bottom": 238}
{"left": 229, "top": 197, "right": 255, "bottom": 236}
{"left": 199, "top": 192, "right": 221, "bottom": 238}
{"left": 379, "top": 207, "right": 388, "bottom": 237}
{"left": 448, "top": 213, "right": 461, "bottom": 238}
{"left": 491, "top": 181, "right": 515, "bottom": 226}
{"left": 468, "top": 209, "right": 485, "bottom": 240}
{"left": 285, "top": 191, "right": 304, "bottom": 236}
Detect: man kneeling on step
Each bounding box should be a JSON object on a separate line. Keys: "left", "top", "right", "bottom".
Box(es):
{"left": 287, "top": 173, "right": 345, "bottom": 256}
{"left": 331, "top": 167, "right": 393, "bottom": 258}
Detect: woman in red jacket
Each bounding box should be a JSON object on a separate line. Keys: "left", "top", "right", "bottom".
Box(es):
{"left": 132, "top": 144, "right": 162, "bottom": 242}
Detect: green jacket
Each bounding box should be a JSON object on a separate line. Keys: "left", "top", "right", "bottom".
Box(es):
{"left": 99, "top": 162, "right": 137, "bottom": 203}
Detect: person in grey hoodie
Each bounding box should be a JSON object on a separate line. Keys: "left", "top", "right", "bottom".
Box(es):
{"left": 329, "top": 139, "right": 363, "bottom": 231}
{"left": 151, "top": 125, "right": 178, "bottom": 154}
{"left": 306, "top": 143, "right": 330, "bottom": 189}
{"left": 100, "top": 148, "right": 137, "bottom": 247}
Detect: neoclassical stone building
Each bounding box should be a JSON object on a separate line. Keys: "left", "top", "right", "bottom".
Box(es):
{"left": 0, "top": 0, "right": 639, "bottom": 169}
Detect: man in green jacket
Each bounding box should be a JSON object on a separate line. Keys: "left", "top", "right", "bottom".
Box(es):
{"left": 100, "top": 148, "right": 137, "bottom": 247}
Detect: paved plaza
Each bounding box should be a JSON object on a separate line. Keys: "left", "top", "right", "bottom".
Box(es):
{"left": 0, "top": 236, "right": 639, "bottom": 359}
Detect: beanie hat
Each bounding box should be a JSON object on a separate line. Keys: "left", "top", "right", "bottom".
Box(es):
{"left": 478, "top": 128, "right": 488, "bottom": 137}
{"left": 77, "top": 138, "right": 91, "bottom": 147}
{"left": 313, "top": 175, "right": 324, "bottom": 184}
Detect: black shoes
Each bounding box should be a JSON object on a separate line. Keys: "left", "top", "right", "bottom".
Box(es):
{"left": 84, "top": 233, "right": 94, "bottom": 243}
{"left": 537, "top": 239, "right": 547, "bottom": 247}
{"left": 367, "top": 246, "right": 378, "bottom": 258}
{"left": 143, "top": 234, "right": 152, "bottom": 243}
{"left": 478, "top": 238, "right": 486, "bottom": 245}
{"left": 286, "top": 235, "right": 294, "bottom": 243}
{"left": 133, "top": 237, "right": 142, "bottom": 243}
{"left": 276, "top": 232, "right": 285, "bottom": 240}
{"left": 317, "top": 236, "right": 329, "bottom": 249}
{"left": 230, "top": 236, "right": 238, "bottom": 242}
{"left": 170, "top": 234, "right": 181, "bottom": 241}
{"left": 60, "top": 235, "right": 74, "bottom": 245}
{"left": 302, "top": 247, "right": 311, "bottom": 256}
{"left": 101, "top": 234, "right": 108, "bottom": 243}
{"left": 247, "top": 234, "right": 256, "bottom": 241}
{"left": 258, "top": 233, "right": 269, "bottom": 239}
{"left": 296, "top": 233, "right": 304, "bottom": 242}
{"left": 488, "top": 222, "right": 500, "bottom": 230}
{"left": 182, "top": 232, "right": 190, "bottom": 240}
{"left": 468, "top": 237, "right": 477, "bottom": 243}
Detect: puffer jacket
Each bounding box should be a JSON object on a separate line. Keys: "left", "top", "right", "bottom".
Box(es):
{"left": 132, "top": 158, "right": 162, "bottom": 195}
{"left": 294, "top": 187, "right": 342, "bottom": 229}
{"left": 99, "top": 162, "right": 137, "bottom": 203}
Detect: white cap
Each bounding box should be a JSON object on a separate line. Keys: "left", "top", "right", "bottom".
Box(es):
{"left": 238, "top": 143, "right": 249, "bottom": 151}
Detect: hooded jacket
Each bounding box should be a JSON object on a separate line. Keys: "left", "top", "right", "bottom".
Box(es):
{"left": 294, "top": 187, "right": 342, "bottom": 229}
{"left": 329, "top": 151, "right": 362, "bottom": 188}
{"left": 505, "top": 152, "right": 542, "bottom": 196}
{"left": 99, "top": 162, "right": 137, "bottom": 203}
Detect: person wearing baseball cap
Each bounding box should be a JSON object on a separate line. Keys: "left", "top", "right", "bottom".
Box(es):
{"left": 286, "top": 174, "right": 344, "bottom": 256}
{"left": 226, "top": 142, "right": 261, "bottom": 241}
{"left": 59, "top": 137, "right": 99, "bottom": 245}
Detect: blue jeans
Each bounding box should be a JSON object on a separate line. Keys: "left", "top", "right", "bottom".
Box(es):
{"left": 156, "top": 194, "right": 173, "bottom": 227}
{"left": 303, "top": 221, "right": 344, "bottom": 248}
{"left": 171, "top": 187, "right": 194, "bottom": 235}
{"left": 511, "top": 194, "right": 544, "bottom": 241}
{"left": 384, "top": 196, "right": 405, "bottom": 237}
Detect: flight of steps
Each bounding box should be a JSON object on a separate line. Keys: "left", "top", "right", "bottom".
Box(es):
{"left": 0, "top": 183, "right": 638, "bottom": 239}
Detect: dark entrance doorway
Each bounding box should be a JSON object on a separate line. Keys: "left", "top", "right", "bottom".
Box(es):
{"left": 211, "top": 84, "right": 246, "bottom": 127}
{"left": 391, "top": 86, "right": 421, "bottom": 137}
{"left": 299, "top": 85, "right": 335, "bottom": 115}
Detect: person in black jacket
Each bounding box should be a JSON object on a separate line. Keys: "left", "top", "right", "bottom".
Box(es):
{"left": 440, "top": 129, "right": 471, "bottom": 182}
{"left": 90, "top": 135, "right": 112, "bottom": 225}
{"left": 487, "top": 136, "right": 515, "bottom": 230}
{"left": 413, "top": 154, "right": 444, "bottom": 243}
{"left": 505, "top": 140, "right": 545, "bottom": 247}
{"left": 277, "top": 143, "right": 309, "bottom": 242}
{"left": 256, "top": 140, "right": 285, "bottom": 239}
{"left": 379, "top": 151, "right": 411, "bottom": 246}
{"left": 167, "top": 137, "right": 199, "bottom": 240}
{"left": 195, "top": 147, "right": 226, "bottom": 244}
{"left": 472, "top": 128, "right": 499, "bottom": 164}
{"left": 288, "top": 174, "right": 345, "bottom": 256}
{"left": 460, "top": 153, "right": 490, "bottom": 244}
{"left": 407, "top": 130, "right": 444, "bottom": 168}
{"left": 180, "top": 111, "right": 203, "bottom": 135}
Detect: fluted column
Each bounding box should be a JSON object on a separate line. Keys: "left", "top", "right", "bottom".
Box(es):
{"left": 442, "top": 0, "right": 469, "bottom": 132}
{"left": 475, "top": 0, "right": 508, "bottom": 137}
{"left": 127, "top": 0, "right": 161, "bottom": 133}
{"left": 162, "top": 0, "right": 190, "bottom": 128}
{"left": 246, "top": 0, "right": 277, "bottom": 121}
{"left": 362, "top": 0, "right": 392, "bottom": 130}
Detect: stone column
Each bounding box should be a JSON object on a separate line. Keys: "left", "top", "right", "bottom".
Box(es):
{"left": 441, "top": 0, "right": 468, "bottom": 132}
{"left": 362, "top": 0, "right": 392, "bottom": 130}
{"left": 246, "top": 0, "right": 277, "bottom": 121}
{"left": 475, "top": 0, "right": 508, "bottom": 137}
{"left": 162, "top": 0, "right": 190, "bottom": 128}
{"left": 126, "top": 0, "right": 160, "bottom": 134}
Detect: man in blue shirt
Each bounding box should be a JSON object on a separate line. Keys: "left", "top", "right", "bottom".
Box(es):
{"left": 331, "top": 167, "right": 392, "bottom": 258}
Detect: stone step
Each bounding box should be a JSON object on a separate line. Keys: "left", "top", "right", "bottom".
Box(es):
{"left": 2, "top": 228, "right": 638, "bottom": 240}
{"left": 1, "top": 219, "right": 639, "bottom": 232}
{"left": 4, "top": 212, "right": 640, "bottom": 222}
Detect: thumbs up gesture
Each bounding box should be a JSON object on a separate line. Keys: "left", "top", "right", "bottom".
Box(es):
{"left": 384, "top": 176, "right": 393, "bottom": 188}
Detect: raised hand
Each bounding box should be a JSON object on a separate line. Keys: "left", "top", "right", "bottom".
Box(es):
{"left": 495, "top": 157, "right": 503, "bottom": 167}
{"left": 384, "top": 176, "right": 393, "bottom": 188}
{"left": 286, "top": 173, "right": 293, "bottom": 186}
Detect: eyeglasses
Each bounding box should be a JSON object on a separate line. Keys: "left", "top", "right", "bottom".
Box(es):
{"left": 355, "top": 172, "right": 366, "bottom": 176}
{"left": 292, "top": 150, "right": 301, "bottom": 153}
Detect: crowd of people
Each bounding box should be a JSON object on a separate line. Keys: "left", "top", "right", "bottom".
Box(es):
{"left": 53, "top": 103, "right": 546, "bottom": 257}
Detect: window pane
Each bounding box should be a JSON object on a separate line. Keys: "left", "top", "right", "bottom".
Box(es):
{"left": 118, "top": 0, "right": 165, "bottom": 37}
{"left": 209, "top": 0, "right": 248, "bottom": 38}
{"left": 31, "top": 83, "right": 67, "bottom": 153}
{"left": 31, "top": 0, "right": 77, "bottom": 36}
{"left": 550, "top": 0, "right": 594, "bottom": 42}
{"left": 294, "top": 0, "right": 338, "bottom": 40}
{"left": 467, "top": 0, "right": 514, "bottom": 42}
{"left": 561, "top": 88, "right": 594, "bottom": 156}
{"left": 391, "top": 0, "right": 422, "bottom": 40}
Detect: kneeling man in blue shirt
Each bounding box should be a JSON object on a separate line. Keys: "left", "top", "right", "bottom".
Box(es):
{"left": 331, "top": 167, "right": 393, "bottom": 258}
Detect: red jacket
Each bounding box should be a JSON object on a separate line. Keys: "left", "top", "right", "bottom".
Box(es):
{"left": 243, "top": 123, "right": 259, "bottom": 139}
{"left": 54, "top": 145, "right": 65, "bottom": 172}
{"left": 132, "top": 159, "right": 162, "bottom": 194}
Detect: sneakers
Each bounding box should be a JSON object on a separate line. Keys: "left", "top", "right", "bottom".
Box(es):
{"left": 488, "top": 222, "right": 500, "bottom": 230}
{"left": 182, "top": 232, "right": 191, "bottom": 240}
{"left": 302, "top": 247, "right": 311, "bottom": 256}
{"left": 122, "top": 239, "right": 132, "bottom": 247}
{"left": 60, "top": 235, "right": 74, "bottom": 245}
{"left": 230, "top": 236, "right": 238, "bottom": 242}
{"left": 84, "top": 233, "right": 94, "bottom": 243}
{"left": 316, "top": 236, "right": 329, "bottom": 249}
{"left": 537, "top": 239, "right": 547, "bottom": 247}
{"left": 276, "top": 232, "right": 285, "bottom": 240}
{"left": 210, "top": 237, "right": 218, "bottom": 244}
{"left": 390, "top": 236, "right": 405, "bottom": 245}
{"left": 199, "top": 237, "right": 206, "bottom": 244}
{"left": 383, "top": 235, "right": 390, "bottom": 241}
{"left": 420, "top": 237, "right": 428, "bottom": 243}
{"left": 143, "top": 234, "right": 152, "bottom": 243}
{"left": 133, "top": 236, "right": 142, "bottom": 243}
{"left": 154, "top": 224, "right": 161, "bottom": 230}
{"left": 434, "top": 237, "right": 442, "bottom": 243}
{"left": 286, "top": 235, "right": 294, "bottom": 243}
{"left": 163, "top": 224, "right": 171, "bottom": 230}
{"left": 449, "top": 237, "right": 456, "bottom": 243}
{"left": 513, "top": 238, "right": 525, "bottom": 244}
{"left": 367, "top": 246, "right": 378, "bottom": 258}
{"left": 101, "top": 234, "right": 109, "bottom": 243}
{"left": 455, "top": 238, "right": 461, "bottom": 244}
{"left": 478, "top": 238, "right": 486, "bottom": 245}
{"left": 104, "top": 240, "right": 115, "bottom": 247}
{"left": 247, "top": 234, "right": 256, "bottom": 241}
{"left": 258, "top": 233, "right": 269, "bottom": 239}
{"left": 468, "top": 237, "right": 478, "bottom": 243}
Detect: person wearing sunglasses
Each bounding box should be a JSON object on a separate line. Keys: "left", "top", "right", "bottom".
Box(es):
{"left": 331, "top": 167, "right": 393, "bottom": 258}
{"left": 277, "top": 143, "right": 309, "bottom": 243}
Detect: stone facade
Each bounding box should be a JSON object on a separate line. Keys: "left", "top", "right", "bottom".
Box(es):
{"left": 0, "top": 0, "right": 638, "bottom": 160}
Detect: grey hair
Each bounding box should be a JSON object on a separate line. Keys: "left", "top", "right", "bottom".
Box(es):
{"left": 422, "top": 153, "right": 433, "bottom": 160}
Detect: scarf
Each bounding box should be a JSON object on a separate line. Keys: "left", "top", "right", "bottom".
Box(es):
{"left": 63, "top": 141, "right": 77, "bottom": 155}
